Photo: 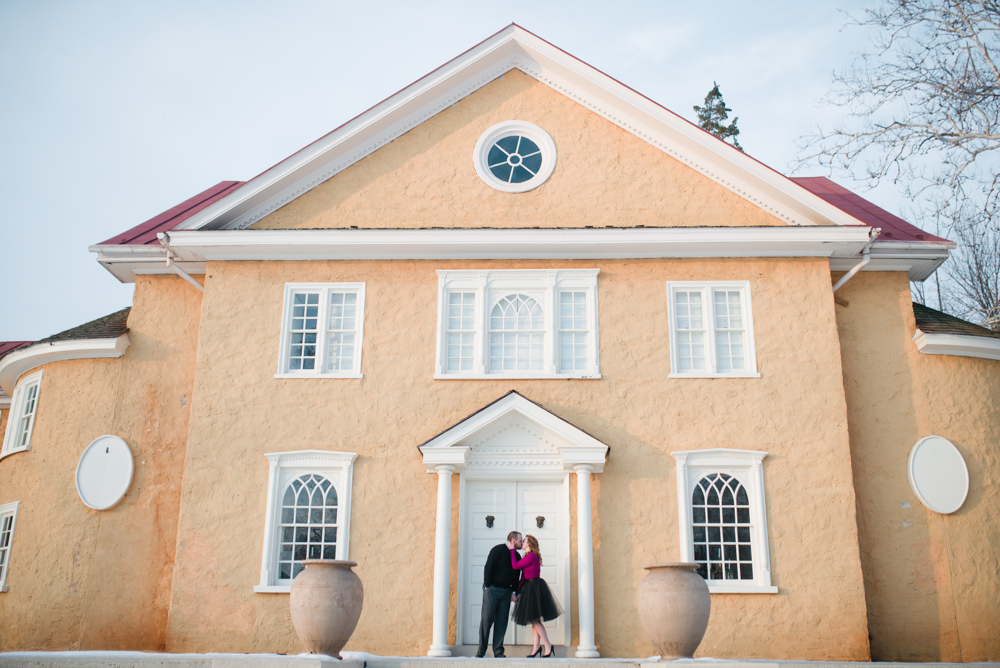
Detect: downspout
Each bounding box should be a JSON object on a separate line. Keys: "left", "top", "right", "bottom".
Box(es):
{"left": 157, "top": 232, "right": 205, "bottom": 293}
{"left": 832, "top": 227, "right": 880, "bottom": 294}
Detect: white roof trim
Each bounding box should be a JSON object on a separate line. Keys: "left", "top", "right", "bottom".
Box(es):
{"left": 419, "top": 392, "right": 609, "bottom": 473}
{"left": 0, "top": 334, "right": 131, "bottom": 394}
{"left": 168, "top": 25, "right": 877, "bottom": 233}
{"left": 913, "top": 329, "right": 1000, "bottom": 362}
{"left": 157, "top": 226, "right": 873, "bottom": 263}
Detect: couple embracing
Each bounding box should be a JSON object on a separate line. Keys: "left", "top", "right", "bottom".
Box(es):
{"left": 477, "top": 531, "right": 562, "bottom": 658}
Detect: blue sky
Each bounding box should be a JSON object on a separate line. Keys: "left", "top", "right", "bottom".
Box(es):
{"left": 0, "top": 0, "right": 885, "bottom": 340}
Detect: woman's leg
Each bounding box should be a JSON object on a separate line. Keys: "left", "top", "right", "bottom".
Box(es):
{"left": 535, "top": 621, "right": 552, "bottom": 654}
{"left": 530, "top": 622, "right": 540, "bottom": 653}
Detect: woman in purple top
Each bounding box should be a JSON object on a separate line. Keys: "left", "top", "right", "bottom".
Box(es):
{"left": 510, "top": 534, "right": 563, "bottom": 657}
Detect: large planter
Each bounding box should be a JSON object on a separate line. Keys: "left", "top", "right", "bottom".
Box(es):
{"left": 289, "top": 559, "right": 364, "bottom": 658}
{"left": 636, "top": 563, "right": 711, "bottom": 660}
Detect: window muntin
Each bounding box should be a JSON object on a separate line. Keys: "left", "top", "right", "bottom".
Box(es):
{"left": 473, "top": 121, "right": 557, "bottom": 193}
{"left": 0, "top": 502, "right": 19, "bottom": 592}
{"left": 277, "top": 474, "right": 340, "bottom": 582}
{"left": 691, "top": 473, "right": 754, "bottom": 582}
{"left": 277, "top": 284, "right": 365, "bottom": 378}
{"left": 490, "top": 294, "right": 545, "bottom": 372}
{"left": 487, "top": 135, "right": 543, "bottom": 184}
{"left": 672, "top": 449, "right": 775, "bottom": 594}
{"left": 559, "top": 291, "right": 589, "bottom": 372}
{"left": 667, "top": 282, "right": 758, "bottom": 378}
{"left": 435, "top": 270, "right": 600, "bottom": 379}
{"left": 2, "top": 370, "right": 42, "bottom": 458}
{"left": 256, "top": 451, "right": 357, "bottom": 593}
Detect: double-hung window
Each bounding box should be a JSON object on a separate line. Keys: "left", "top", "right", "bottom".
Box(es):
{"left": 1, "top": 370, "right": 42, "bottom": 459}
{"left": 435, "top": 269, "right": 600, "bottom": 379}
{"left": 666, "top": 281, "right": 758, "bottom": 377}
{"left": 672, "top": 449, "right": 776, "bottom": 594}
{"left": 255, "top": 450, "right": 357, "bottom": 593}
{"left": 276, "top": 283, "right": 365, "bottom": 378}
{"left": 0, "top": 501, "right": 19, "bottom": 592}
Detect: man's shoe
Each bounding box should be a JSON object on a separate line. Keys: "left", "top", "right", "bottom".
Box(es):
{"left": 494, "top": 653, "right": 505, "bottom": 658}
{"left": 476, "top": 654, "right": 485, "bottom": 658}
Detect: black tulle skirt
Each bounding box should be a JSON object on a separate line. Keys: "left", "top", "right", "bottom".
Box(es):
{"left": 512, "top": 577, "right": 563, "bottom": 625}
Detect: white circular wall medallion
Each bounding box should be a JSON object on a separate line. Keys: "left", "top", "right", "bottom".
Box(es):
{"left": 75, "top": 435, "right": 134, "bottom": 510}
{"left": 907, "top": 435, "right": 969, "bottom": 515}
{"left": 473, "top": 121, "right": 557, "bottom": 193}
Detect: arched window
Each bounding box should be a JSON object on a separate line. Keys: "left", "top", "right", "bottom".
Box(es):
{"left": 691, "top": 473, "right": 753, "bottom": 581}
{"left": 278, "top": 474, "right": 339, "bottom": 581}
{"left": 489, "top": 294, "right": 544, "bottom": 372}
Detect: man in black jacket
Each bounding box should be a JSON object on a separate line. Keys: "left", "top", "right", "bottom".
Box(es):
{"left": 477, "top": 531, "right": 523, "bottom": 657}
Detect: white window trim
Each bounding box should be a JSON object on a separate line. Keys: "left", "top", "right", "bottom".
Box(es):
{"left": 1, "top": 370, "right": 43, "bottom": 460}
{"left": 255, "top": 450, "right": 358, "bottom": 593}
{"left": 434, "top": 269, "right": 601, "bottom": 379}
{"left": 666, "top": 281, "right": 760, "bottom": 378}
{"left": 275, "top": 283, "right": 366, "bottom": 379}
{"left": 473, "top": 121, "right": 557, "bottom": 193}
{"left": 0, "top": 501, "right": 20, "bottom": 592}
{"left": 672, "top": 448, "right": 777, "bottom": 594}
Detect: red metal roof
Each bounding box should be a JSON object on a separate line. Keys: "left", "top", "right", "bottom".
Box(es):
{"left": 791, "top": 177, "right": 950, "bottom": 244}
{"left": 96, "top": 181, "right": 245, "bottom": 246}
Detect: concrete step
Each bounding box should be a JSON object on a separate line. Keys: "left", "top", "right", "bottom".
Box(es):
{"left": 0, "top": 653, "right": 998, "bottom": 668}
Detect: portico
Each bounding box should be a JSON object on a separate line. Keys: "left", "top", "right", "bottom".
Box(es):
{"left": 419, "top": 392, "right": 609, "bottom": 658}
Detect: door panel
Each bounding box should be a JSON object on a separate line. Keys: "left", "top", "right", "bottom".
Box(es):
{"left": 462, "top": 479, "right": 566, "bottom": 647}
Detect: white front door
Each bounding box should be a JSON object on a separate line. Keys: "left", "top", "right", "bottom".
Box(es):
{"left": 461, "top": 479, "right": 568, "bottom": 647}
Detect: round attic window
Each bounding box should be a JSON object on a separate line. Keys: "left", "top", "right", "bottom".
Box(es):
{"left": 907, "top": 435, "right": 969, "bottom": 514}
{"left": 75, "top": 435, "right": 134, "bottom": 510}
{"left": 474, "top": 121, "right": 556, "bottom": 193}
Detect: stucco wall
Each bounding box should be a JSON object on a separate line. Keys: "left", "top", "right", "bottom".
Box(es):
{"left": 835, "top": 271, "right": 1000, "bottom": 661}
{"left": 250, "top": 70, "right": 793, "bottom": 231}
{"left": 0, "top": 276, "right": 201, "bottom": 651}
{"left": 164, "top": 256, "right": 868, "bottom": 659}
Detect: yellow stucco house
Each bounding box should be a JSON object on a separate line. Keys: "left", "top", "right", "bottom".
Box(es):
{"left": 1, "top": 26, "right": 998, "bottom": 662}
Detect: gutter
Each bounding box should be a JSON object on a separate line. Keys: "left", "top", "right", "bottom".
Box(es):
{"left": 158, "top": 232, "right": 205, "bottom": 293}
{"left": 833, "top": 227, "right": 880, "bottom": 294}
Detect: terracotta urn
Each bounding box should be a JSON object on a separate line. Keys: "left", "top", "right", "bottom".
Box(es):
{"left": 289, "top": 560, "right": 364, "bottom": 658}
{"left": 636, "top": 562, "right": 711, "bottom": 660}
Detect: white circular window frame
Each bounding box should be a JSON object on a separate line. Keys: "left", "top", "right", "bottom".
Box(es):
{"left": 473, "top": 121, "right": 557, "bottom": 193}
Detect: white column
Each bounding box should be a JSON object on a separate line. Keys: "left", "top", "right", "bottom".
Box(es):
{"left": 575, "top": 464, "right": 599, "bottom": 658}
{"left": 428, "top": 465, "right": 455, "bottom": 657}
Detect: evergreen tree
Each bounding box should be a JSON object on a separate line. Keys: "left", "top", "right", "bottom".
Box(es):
{"left": 693, "top": 82, "right": 742, "bottom": 150}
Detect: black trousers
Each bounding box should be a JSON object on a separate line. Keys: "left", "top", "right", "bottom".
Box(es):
{"left": 478, "top": 585, "right": 513, "bottom": 656}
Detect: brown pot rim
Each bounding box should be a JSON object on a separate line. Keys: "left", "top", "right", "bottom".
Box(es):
{"left": 643, "top": 562, "right": 700, "bottom": 571}
{"left": 301, "top": 559, "right": 358, "bottom": 568}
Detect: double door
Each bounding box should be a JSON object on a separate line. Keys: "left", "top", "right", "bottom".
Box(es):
{"left": 461, "top": 479, "right": 567, "bottom": 647}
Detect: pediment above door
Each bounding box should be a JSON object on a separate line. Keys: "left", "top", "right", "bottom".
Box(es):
{"left": 418, "top": 391, "right": 608, "bottom": 473}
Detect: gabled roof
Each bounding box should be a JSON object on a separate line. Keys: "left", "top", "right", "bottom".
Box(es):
{"left": 97, "top": 182, "right": 244, "bottom": 246}
{"left": 791, "top": 178, "right": 951, "bottom": 245}
{"left": 91, "top": 25, "right": 951, "bottom": 282}
{"left": 129, "top": 25, "right": 886, "bottom": 233}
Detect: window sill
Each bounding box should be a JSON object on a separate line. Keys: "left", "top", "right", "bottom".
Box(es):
{"left": 669, "top": 372, "right": 761, "bottom": 379}
{"left": 0, "top": 447, "right": 29, "bottom": 462}
{"left": 434, "top": 373, "right": 601, "bottom": 380}
{"left": 708, "top": 584, "right": 778, "bottom": 594}
{"left": 254, "top": 584, "right": 292, "bottom": 594}
{"left": 274, "top": 373, "right": 363, "bottom": 380}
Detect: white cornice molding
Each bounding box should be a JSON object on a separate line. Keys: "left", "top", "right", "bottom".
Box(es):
{"left": 0, "top": 334, "right": 131, "bottom": 394}
{"left": 164, "top": 26, "right": 886, "bottom": 234}
{"left": 913, "top": 329, "right": 1000, "bottom": 362}
{"left": 156, "top": 226, "right": 874, "bottom": 263}
{"left": 90, "top": 226, "right": 945, "bottom": 281}
{"left": 419, "top": 392, "right": 609, "bottom": 473}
